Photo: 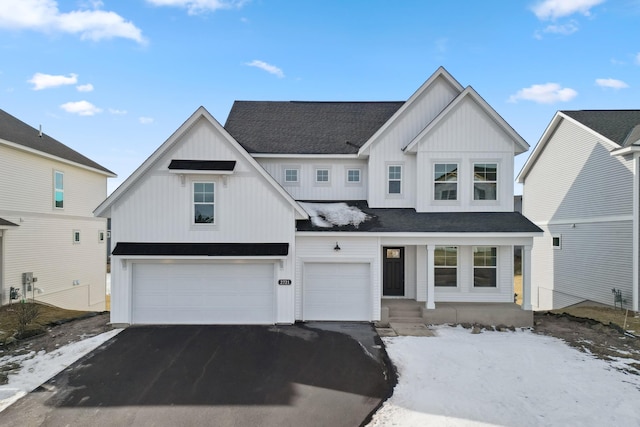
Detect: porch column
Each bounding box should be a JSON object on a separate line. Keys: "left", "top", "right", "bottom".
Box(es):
{"left": 426, "top": 244, "right": 435, "bottom": 309}
{"left": 522, "top": 244, "right": 533, "bottom": 310}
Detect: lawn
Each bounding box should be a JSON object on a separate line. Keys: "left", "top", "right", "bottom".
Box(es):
{"left": 0, "top": 302, "right": 91, "bottom": 342}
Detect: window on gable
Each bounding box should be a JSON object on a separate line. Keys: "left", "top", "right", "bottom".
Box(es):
{"left": 347, "top": 169, "right": 361, "bottom": 183}
{"left": 473, "top": 246, "right": 497, "bottom": 287}
{"left": 434, "top": 163, "right": 457, "bottom": 200}
{"left": 193, "top": 182, "right": 214, "bottom": 224}
{"left": 435, "top": 246, "right": 457, "bottom": 287}
{"left": 73, "top": 230, "right": 81, "bottom": 244}
{"left": 54, "top": 171, "right": 64, "bottom": 209}
{"left": 316, "top": 168, "right": 330, "bottom": 183}
{"left": 552, "top": 235, "right": 562, "bottom": 249}
{"left": 474, "top": 163, "right": 497, "bottom": 200}
{"left": 284, "top": 168, "right": 299, "bottom": 183}
{"left": 388, "top": 165, "right": 402, "bottom": 194}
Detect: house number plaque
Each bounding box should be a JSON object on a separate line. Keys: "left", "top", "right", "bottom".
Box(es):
{"left": 278, "top": 279, "right": 292, "bottom": 285}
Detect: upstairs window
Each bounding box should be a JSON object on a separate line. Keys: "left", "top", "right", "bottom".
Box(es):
{"left": 388, "top": 165, "right": 402, "bottom": 194}
{"left": 284, "top": 168, "right": 299, "bottom": 183}
{"left": 193, "top": 182, "right": 214, "bottom": 224}
{"left": 434, "top": 163, "right": 457, "bottom": 200}
{"left": 54, "top": 171, "right": 64, "bottom": 209}
{"left": 435, "top": 246, "right": 457, "bottom": 287}
{"left": 474, "top": 163, "right": 497, "bottom": 200}
{"left": 347, "top": 169, "right": 361, "bottom": 183}
{"left": 473, "top": 246, "right": 497, "bottom": 287}
{"left": 316, "top": 168, "right": 330, "bottom": 183}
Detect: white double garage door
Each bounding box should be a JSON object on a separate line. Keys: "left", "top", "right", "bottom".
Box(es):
{"left": 131, "top": 261, "right": 371, "bottom": 324}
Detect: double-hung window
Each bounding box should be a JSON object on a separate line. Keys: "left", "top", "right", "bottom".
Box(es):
{"left": 54, "top": 171, "right": 64, "bottom": 208}
{"left": 473, "top": 246, "right": 497, "bottom": 287}
{"left": 434, "top": 163, "right": 457, "bottom": 200}
{"left": 193, "top": 182, "right": 214, "bottom": 224}
{"left": 474, "top": 163, "right": 497, "bottom": 200}
{"left": 434, "top": 246, "right": 457, "bottom": 287}
{"left": 388, "top": 165, "right": 402, "bottom": 194}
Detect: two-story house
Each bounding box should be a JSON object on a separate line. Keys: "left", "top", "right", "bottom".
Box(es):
{"left": 0, "top": 109, "right": 115, "bottom": 311}
{"left": 95, "top": 67, "right": 541, "bottom": 326}
{"left": 518, "top": 110, "right": 640, "bottom": 313}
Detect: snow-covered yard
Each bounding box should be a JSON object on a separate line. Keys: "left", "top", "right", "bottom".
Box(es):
{"left": 368, "top": 326, "right": 640, "bottom": 427}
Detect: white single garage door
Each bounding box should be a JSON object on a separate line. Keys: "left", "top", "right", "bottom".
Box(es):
{"left": 132, "top": 262, "right": 275, "bottom": 324}
{"left": 303, "top": 262, "right": 371, "bottom": 321}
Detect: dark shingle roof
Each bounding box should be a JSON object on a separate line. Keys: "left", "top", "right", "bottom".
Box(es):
{"left": 296, "top": 201, "right": 542, "bottom": 233}
{"left": 562, "top": 110, "right": 640, "bottom": 146}
{"left": 0, "top": 218, "right": 19, "bottom": 227}
{"left": 168, "top": 160, "right": 236, "bottom": 171}
{"left": 0, "top": 109, "right": 114, "bottom": 174}
{"left": 224, "top": 101, "right": 404, "bottom": 154}
{"left": 112, "top": 242, "right": 289, "bottom": 256}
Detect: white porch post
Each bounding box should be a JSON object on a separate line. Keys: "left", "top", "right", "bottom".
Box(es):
{"left": 426, "top": 244, "right": 435, "bottom": 309}
{"left": 522, "top": 244, "right": 533, "bottom": 310}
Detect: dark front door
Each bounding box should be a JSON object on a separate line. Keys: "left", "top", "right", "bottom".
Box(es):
{"left": 383, "top": 247, "right": 404, "bottom": 296}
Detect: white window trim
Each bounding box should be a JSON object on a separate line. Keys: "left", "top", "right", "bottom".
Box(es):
{"left": 315, "top": 167, "right": 331, "bottom": 185}
{"left": 386, "top": 163, "right": 403, "bottom": 196}
{"left": 472, "top": 161, "right": 499, "bottom": 202}
{"left": 472, "top": 246, "right": 498, "bottom": 288}
{"left": 552, "top": 234, "right": 562, "bottom": 250}
{"left": 433, "top": 162, "right": 459, "bottom": 202}
{"left": 53, "top": 170, "right": 64, "bottom": 210}
{"left": 193, "top": 181, "right": 216, "bottom": 226}
{"left": 73, "top": 229, "right": 81, "bottom": 244}
{"left": 283, "top": 167, "right": 300, "bottom": 185}
{"left": 98, "top": 230, "right": 105, "bottom": 243}
{"left": 434, "top": 246, "right": 458, "bottom": 288}
{"left": 345, "top": 167, "right": 362, "bottom": 185}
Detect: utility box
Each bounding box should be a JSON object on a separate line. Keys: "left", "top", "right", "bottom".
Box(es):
{"left": 22, "top": 272, "right": 37, "bottom": 291}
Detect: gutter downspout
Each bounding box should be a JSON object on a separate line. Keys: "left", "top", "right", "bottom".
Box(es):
{"left": 633, "top": 155, "right": 640, "bottom": 312}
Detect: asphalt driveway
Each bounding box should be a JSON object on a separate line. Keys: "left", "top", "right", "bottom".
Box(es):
{"left": 2, "top": 323, "right": 393, "bottom": 427}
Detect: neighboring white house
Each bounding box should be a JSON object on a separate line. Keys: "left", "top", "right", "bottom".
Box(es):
{"left": 0, "top": 109, "right": 115, "bottom": 311}
{"left": 95, "top": 67, "right": 541, "bottom": 326}
{"left": 518, "top": 110, "right": 640, "bottom": 312}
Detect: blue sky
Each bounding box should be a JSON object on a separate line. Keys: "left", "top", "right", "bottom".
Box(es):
{"left": 1, "top": 0, "right": 638, "bottom": 194}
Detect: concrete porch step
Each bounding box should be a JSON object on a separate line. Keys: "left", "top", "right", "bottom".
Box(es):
{"left": 388, "top": 316, "right": 424, "bottom": 323}
{"left": 388, "top": 308, "right": 421, "bottom": 318}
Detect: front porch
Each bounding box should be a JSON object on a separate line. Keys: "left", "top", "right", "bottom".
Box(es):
{"left": 379, "top": 299, "right": 533, "bottom": 328}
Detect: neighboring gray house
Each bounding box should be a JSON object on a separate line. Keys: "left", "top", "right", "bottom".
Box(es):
{"left": 518, "top": 110, "right": 640, "bottom": 312}
{"left": 96, "top": 67, "right": 541, "bottom": 326}
{"left": 0, "top": 109, "right": 115, "bottom": 311}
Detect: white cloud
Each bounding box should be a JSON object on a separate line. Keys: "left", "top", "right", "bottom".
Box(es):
{"left": 109, "top": 108, "right": 127, "bottom": 115}
{"left": 139, "top": 116, "right": 154, "bottom": 124}
{"left": 532, "top": 0, "right": 605, "bottom": 20}
{"left": 508, "top": 83, "right": 578, "bottom": 104}
{"left": 28, "top": 72, "right": 78, "bottom": 90}
{"left": 541, "top": 20, "right": 579, "bottom": 35}
{"left": 595, "top": 78, "right": 629, "bottom": 89}
{"left": 245, "top": 60, "right": 285, "bottom": 78}
{"left": 76, "top": 83, "right": 94, "bottom": 92}
{"left": 636, "top": 53, "right": 640, "bottom": 65}
{"left": 146, "top": 0, "right": 246, "bottom": 15}
{"left": 0, "top": 0, "right": 145, "bottom": 44}
{"left": 60, "top": 100, "right": 102, "bottom": 116}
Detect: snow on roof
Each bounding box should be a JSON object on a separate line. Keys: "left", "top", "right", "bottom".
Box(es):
{"left": 299, "top": 202, "right": 370, "bottom": 228}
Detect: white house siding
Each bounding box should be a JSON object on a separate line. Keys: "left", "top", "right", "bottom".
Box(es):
{"left": 0, "top": 144, "right": 107, "bottom": 310}
{"left": 257, "top": 158, "right": 368, "bottom": 201}
{"left": 414, "top": 98, "right": 516, "bottom": 212}
{"left": 533, "top": 221, "right": 633, "bottom": 310}
{"left": 108, "top": 117, "right": 297, "bottom": 325}
{"left": 523, "top": 118, "right": 634, "bottom": 310}
{"left": 295, "top": 235, "right": 379, "bottom": 321}
{"left": 367, "top": 76, "right": 460, "bottom": 208}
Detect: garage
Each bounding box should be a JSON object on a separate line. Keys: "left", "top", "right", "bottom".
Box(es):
{"left": 303, "top": 262, "right": 371, "bottom": 321}
{"left": 132, "top": 262, "right": 275, "bottom": 324}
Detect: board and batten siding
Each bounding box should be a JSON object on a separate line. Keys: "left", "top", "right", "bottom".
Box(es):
{"left": 257, "top": 158, "right": 368, "bottom": 201}
{"left": 295, "top": 236, "right": 379, "bottom": 321}
{"left": 367, "top": 76, "right": 460, "bottom": 208}
{"left": 0, "top": 144, "right": 108, "bottom": 310}
{"left": 414, "top": 97, "right": 516, "bottom": 212}
{"left": 533, "top": 221, "right": 633, "bottom": 310}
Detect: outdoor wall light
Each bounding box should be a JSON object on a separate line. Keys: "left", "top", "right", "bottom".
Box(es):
{"left": 334, "top": 242, "right": 341, "bottom": 251}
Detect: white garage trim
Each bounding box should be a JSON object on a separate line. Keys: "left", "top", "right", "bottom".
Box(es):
{"left": 131, "top": 260, "right": 276, "bottom": 325}
{"left": 302, "top": 261, "right": 372, "bottom": 321}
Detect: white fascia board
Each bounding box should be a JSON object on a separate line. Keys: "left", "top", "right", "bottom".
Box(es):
{"left": 404, "top": 86, "right": 529, "bottom": 154}
{"left": 168, "top": 169, "right": 234, "bottom": 175}
{"left": 357, "top": 66, "right": 464, "bottom": 156}
{"left": 0, "top": 138, "right": 117, "bottom": 178}
{"left": 611, "top": 146, "right": 640, "bottom": 156}
{"left": 295, "top": 231, "right": 542, "bottom": 238}
{"left": 251, "top": 153, "right": 360, "bottom": 159}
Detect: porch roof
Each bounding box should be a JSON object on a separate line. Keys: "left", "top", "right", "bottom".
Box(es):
{"left": 0, "top": 218, "right": 19, "bottom": 227}
{"left": 295, "top": 201, "right": 542, "bottom": 233}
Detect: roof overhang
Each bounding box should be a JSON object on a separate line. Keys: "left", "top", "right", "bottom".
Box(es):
{"left": 112, "top": 242, "right": 289, "bottom": 257}
{"left": 0, "top": 218, "right": 19, "bottom": 229}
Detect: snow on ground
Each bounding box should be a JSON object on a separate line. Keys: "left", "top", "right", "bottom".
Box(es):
{"left": 299, "top": 202, "right": 369, "bottom": 228}
{"left": 0, "top": 328, "right": 121, "bottom": 412}
{"left": 368, "top": 326, "right": 640, "bottom": 427}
